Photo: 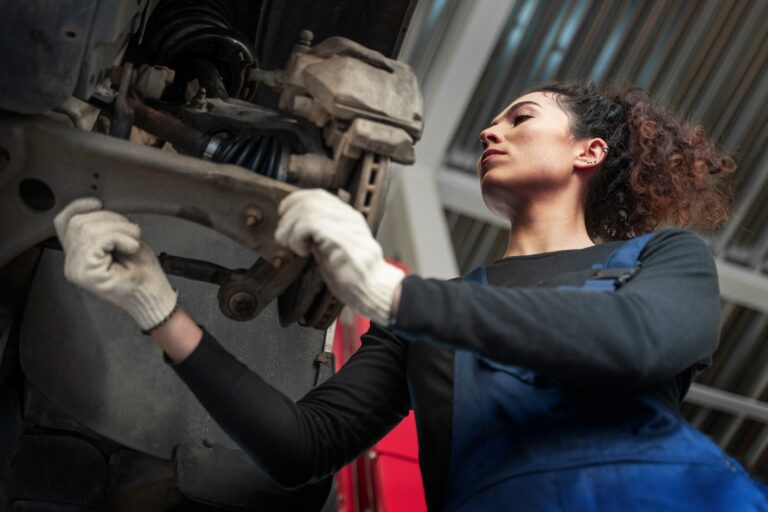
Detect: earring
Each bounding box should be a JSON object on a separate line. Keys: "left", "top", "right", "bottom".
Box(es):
{"left": 601, "top": 146, "right": 609, "bottom": 153}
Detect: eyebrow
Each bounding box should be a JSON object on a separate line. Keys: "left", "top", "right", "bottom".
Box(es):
{"left": 491, "top": 100, "right": 541, "bottom": 125}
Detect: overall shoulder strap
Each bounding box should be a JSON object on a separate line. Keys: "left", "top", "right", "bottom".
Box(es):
{"left": 567, "top": 232, "right": 657, "bottom": 292}
{"left": 594, "top": 232, "right": 657, "bottom": 270}
{"left": 463, "top": 266, "right": 488, "bottom": 285}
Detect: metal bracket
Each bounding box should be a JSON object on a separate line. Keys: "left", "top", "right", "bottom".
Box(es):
{"left": 0, "top": 114, "right": 307, "bottom": 319}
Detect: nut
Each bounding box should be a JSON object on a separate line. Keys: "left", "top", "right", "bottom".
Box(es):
{"left": 228, "top": 291, "right": 257, "bottom": 317}
{"left": 271, "top": 249, "right": 289, "bottom": 269}
{"left": 244, "top": 206, "right": 263, "bottom": 226}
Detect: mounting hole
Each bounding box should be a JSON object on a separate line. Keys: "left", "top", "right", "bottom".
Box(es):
{"left": 93, "top": 172, "right": 100, "bottom": 179}
{"left": 65, "top": 31, "right": 76, "bottom": 38}
{"left": 19, "top": 178, "right": 55, "bottom": 212}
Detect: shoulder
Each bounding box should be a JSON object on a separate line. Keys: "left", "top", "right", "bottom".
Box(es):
{"left": 641, "top": 228, "right": 714, "bottom": 265}
{"left": 630, "top": 229, "right": 718, "bottom": 291}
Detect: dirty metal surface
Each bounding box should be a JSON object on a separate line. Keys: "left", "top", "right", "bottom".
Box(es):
{"left": 0, "top": 114, "right": 304, "bottom": 280}
{"left": 19, "top": 213, "right": 325, "bottom": 459}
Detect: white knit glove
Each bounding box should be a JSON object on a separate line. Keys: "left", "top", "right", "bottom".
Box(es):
{"left": 53, "top": 198, "right": 178, "bottom": 332}
{"left": 275, "top": 189, "right": 405, "bottom": 326}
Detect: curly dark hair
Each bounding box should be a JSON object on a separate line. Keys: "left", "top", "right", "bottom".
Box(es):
{"left": 527, "top": 81, "right": 735, "bottom": 241}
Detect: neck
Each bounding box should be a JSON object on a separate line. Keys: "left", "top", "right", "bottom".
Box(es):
{"left": 503, "top": 193, "right": 594, "bottom": 257}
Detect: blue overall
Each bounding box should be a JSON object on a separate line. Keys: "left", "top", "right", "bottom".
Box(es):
{"left": 443, "top": 234, "right": 768, "bottom": 511}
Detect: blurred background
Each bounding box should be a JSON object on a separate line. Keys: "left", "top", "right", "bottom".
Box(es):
{"left": 378, "top": 0, "right": 768, "bottom": 483}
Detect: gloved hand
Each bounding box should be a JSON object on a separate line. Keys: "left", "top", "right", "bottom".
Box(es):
{"left": 275, "top": 189, "right": 405, "bottom": 326}
{"left": 53, "top": 198, "right": 178, "bottom": 332}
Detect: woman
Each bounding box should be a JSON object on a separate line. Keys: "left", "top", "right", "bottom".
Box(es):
{"left": 54, "top": 81, "right": 768, "bottom": 510}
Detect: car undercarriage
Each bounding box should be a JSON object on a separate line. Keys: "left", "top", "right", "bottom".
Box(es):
{"left": 0, "top": 1, "right": 421, "bottom": 509}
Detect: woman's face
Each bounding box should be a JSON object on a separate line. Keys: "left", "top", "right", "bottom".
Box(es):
{"left": 477, "top": 91, "right": 585, "bottom": 218}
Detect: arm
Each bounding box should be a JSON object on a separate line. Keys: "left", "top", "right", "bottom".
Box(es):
{"left": 393, "top": 230, "right": 720, "bottom": 389}
{"left": 165, "top": 322, "right": 411, "bottom": 488}
{"left": 53, "top": 198, "right": 411, "bottom": 488}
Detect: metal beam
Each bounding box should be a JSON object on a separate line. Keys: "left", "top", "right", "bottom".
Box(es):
{"left": 377, "top": 165, "right": 459, "bottom": 279}
{"left": 685, "top": 383, "right": 768, "bottom": 425}
{"left": 717, "top": 260, "right": 768, "bottom": 314}
{"left": 416, "top": 0, "right": 515, "bottom": 169}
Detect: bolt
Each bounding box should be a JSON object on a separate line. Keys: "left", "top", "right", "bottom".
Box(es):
{"left": 298, "top": 29, "right": 314, "bottom": 46}
{"left": 244, "top": 206, "right": 263, "bottom": 226}
{"left": 271, "top": 249, "right": 288, "bottom": 269}
{"left": 228, "top": 291, "right": 257, "bottom": 317}
{"left": 0, "top": 147, "right": 9, "bottom": 173}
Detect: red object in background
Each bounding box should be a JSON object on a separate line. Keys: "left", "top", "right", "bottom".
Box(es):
{"left": 332, "top": 261, "right": 427, "bottom": 512}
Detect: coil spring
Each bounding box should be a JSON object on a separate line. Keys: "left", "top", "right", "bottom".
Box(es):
{"left": 211, "top": 131, "right": 286, "bottom": 181}
{"left": 143, "top": 0, "right": 257, "bottom": 100}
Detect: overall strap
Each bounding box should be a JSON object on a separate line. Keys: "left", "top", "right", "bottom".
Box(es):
{"left": 463, "top": 266, "right": 487, "bottom": 285}
{"left": 565, "top": 232, "right": 657, "bottom": 292}
{"left": 596, "top": 232, "right": 657, "bottom": 270}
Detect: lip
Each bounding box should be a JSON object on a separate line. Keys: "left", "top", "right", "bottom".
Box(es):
{"left": 481, "top": 149, "right": 506, "bottom": 164}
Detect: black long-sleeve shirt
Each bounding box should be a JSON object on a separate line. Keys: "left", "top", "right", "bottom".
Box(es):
{"left": 170, "top": 229, "right": 720, "bottom": 511}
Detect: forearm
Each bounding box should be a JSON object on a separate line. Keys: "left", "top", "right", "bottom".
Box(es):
{"left": 151, "top": 308, "right": 203, "bottom": 363}
{"left": 166, "top": 324, "right": 410, "bottom": 487}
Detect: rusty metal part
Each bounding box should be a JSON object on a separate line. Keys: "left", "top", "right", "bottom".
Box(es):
{"left": 244, "top": 206, "right": 263, "bottom": 226}
{"left": 0, "top": 115, "right": 308, "bottom": 306}
{"left": 251, "top": 35, "right": 423, "bottom": 140}
{"left": 133, "top": 64, "right": 175, "bottom": 100}
{"left": 286, "top": 153, "right": 337, "bottom": 188}
{"left": 51, "top": 97, "right": 102, "bottom": 130}
{"left": 129, "top": 98, "right": 212, "bottom": 157}
{"left": 217, "top": 256, "right": 308, "bottom": 321}
{"left": 278, "top": 152, "right": 389, "bottom": 329}
{"left": 352, "top": 152, "right": 390, "bottom": 234}
{"left": 110, "top": 63, "right": 135, "bottom": 139}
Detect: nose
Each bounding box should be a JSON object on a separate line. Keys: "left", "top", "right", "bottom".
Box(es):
{"left": 479, "top": 126, "right": 501, "bottom": 149}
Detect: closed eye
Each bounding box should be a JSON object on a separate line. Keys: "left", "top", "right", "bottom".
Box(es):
{"left": 513, "top": 115, "right": 532, "bottom": 126}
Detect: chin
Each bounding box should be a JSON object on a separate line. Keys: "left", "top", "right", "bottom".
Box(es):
{"left": 480, "top": 182, "right": 516, "bottom": 221}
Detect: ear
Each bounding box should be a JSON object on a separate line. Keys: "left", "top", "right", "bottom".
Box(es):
{"left": 573, "top": 138, "right": 608, "bottom": 171}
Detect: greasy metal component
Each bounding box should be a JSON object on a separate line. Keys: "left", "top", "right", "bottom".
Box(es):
{"left": 278, "top": 152, "right": 389, "bottom": 330}
{"left": 133, "top": 65, "right": 175, "bottom": 100}
{"left": 244, "top": 207, "right": 263, "bottom": 226}
{"left": 110, "top": 63, "right": 135, "bottom": 139}
{"left": 286, "top": 154, "right": 337, "bottom": 188}
{"left": 202, "top": 137, "right": 222, "bottom": 161}
{"left": 51, "top": 97, "right": 102, "bottom": 130}
{"left": 72, "top": 0, "right": 152, "bottom": 101}
{"left": 352, "top": 152, "right": 391, "bottom": 234}
{"left": 255, "top": 35, "right": 423, "bottom": 140}
{"left": 335, "top": 118, "right": 416, "bottom": 164}
{"left": 159, "top": 253, "right": 233, "bottom": 285}
{"left": 253, "top": 0, "right": 418, "bottom": 111}
{"left": 0, "top": 115, "right": 303, "bottom": 289}
{"left": 209, "top": 130, "right": 287, "bottom": 182}
{"left": 141, "top": 0, "right": 258, "bottom": 101}
{"left": 217, "top": 256, "right": 307, "bottom": 322}
{"left": 129, "top": 98, "right": 212, "bottom": 156}
{"left": 181, "top": 97, "right": 325, "bottom": 155}
{"left": 20, "top": 214, "right": 325, "bottom": 459}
